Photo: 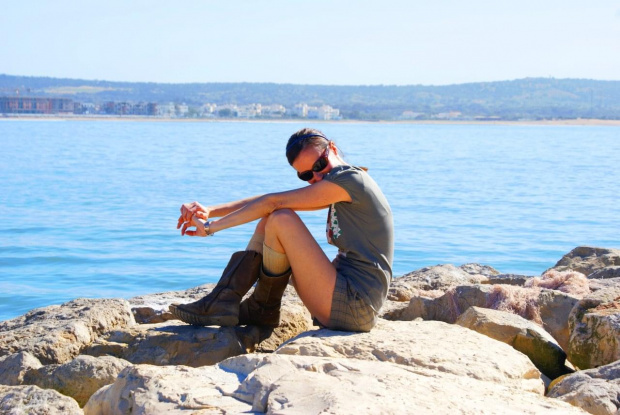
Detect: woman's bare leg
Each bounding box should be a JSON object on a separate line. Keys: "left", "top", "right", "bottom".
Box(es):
{"left": 263, "top": 209, "right": 336, "bottom": 325}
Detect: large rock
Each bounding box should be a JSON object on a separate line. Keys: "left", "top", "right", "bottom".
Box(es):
{"left": 537, "top": 289, "right": 581, "bottom": 351}
{"left": 388, "top": 264, "right": 493, "bottom": 301}
{"left": 589, "top": 266, "right": 620, "bottom": 280}
{"left": 0, "top": 384, "right": 82, "bottom": 415}
{"left": 277, "top": 319, "right": 544, "bottom": 394}
{"left": 0, "top": 352, "right": 42, "bottom": 386}
{"left": 23, "top": 354, "right": 131, "bottom": 407}
{"left": 83, "top": 362, "right": 252, "bottom": 414}
{"left": 455, "top": 306, "right": 569, "bottom": 379}
{"left": 549, "top": 246, "right": 620, "bottom": 276}
{"left": 548, "top": 359, "right": 620, "bottom": 415}
{"left": 84, "top": 320, "right": 587, "bottom": 414}
{"left": 0, "top": 298, "right": 134, "bottom": 364}
{"left": 567, "top": 287, "right": 620, "bottom": 369}
{"left": 387, "top": 283, "right": 581, "bottom": 350}
{"left": 85, "top": 304, "right": 312, "bottom": 367}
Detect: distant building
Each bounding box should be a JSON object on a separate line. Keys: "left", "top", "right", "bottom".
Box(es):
{"left": 237, "top": 103, "right": 261, "bottom": 118}
{"left": 0, "top": 97, "right": 73, "bottom": 114}
{"left": 291, "top": 103, "right": 308, "bottom": 118}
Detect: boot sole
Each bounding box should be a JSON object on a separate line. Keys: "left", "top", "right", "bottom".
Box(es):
{"left": 169, "top": 304, "right": 238, "bottom": 326}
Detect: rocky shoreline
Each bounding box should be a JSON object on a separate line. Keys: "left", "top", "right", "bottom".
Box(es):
{"left": 1, "top": 246, "right": 619, "bottom": 414}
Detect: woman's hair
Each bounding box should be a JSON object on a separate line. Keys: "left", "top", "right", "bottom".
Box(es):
{"left": 286, "top": 128, "right": 331, "bottom": 165}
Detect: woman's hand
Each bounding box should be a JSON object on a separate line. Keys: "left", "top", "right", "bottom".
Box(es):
{"left": 177, "top": 202, "right": 209, "bottom": 230}
{"left": 180, "top": 214, "right": 208, "bottom": 237}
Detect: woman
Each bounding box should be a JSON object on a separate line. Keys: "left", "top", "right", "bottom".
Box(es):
{"left": 170, "top": 128, "right": 393, "bottom": 332}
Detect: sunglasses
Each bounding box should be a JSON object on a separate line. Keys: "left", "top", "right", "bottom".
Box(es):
{"left": 297, "top": 146, "right": 330, "bottom": 181}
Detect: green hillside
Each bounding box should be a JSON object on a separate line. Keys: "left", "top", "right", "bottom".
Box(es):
{"left": 1, "top": 74, "right": 619, "bottom": 120}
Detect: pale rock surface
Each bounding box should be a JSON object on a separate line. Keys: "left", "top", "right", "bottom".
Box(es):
{"left": 455, "top": 306, "right": 568, "bottom": 379}
{"left": 0, "top": 298, "right": 134, "bottom": 364}
{"left": 85, "top": 303, "right": 312, "bottom": 366}
{"left": 387, "top": 264, "right": 493, "bottom": 301}
{"left": 549, "top": 246, "right": 620, "bottom": 276}
{"left": 276, "top": 319, "right": 544, "bottom": 394}
{"left": 485, "top": 273, "right": 532, "bottom": 286}
{"left": 0, "top": 384, "right": 82, "bottom": 415}
{"left": 84, "top": 320, "right": 587, "bottom": 414}
{"left": 388, "top": 283, "right": 580, "bottom": 350}
{"left": 589, "top": 266, "right": 620, "bottom": 280}
{"left": 0, "top": 352, "right": 42, "bottom": 386}
{"left": 590, "top": 277, "right": 620, "bottom": 292}
{"left": 23, "top": 354, "right": 131, "bottom": 407}
{"left": 537, "top": 289, "right": 581, "bottom": 351}
{"left": 567, "top": 287, "right": 620, "bottom": 369}
{"left": 548, "top": 359, "right": 620, "bottom": 415}
{"left": 83, "top": 363, "right": 252, "bottom": 414}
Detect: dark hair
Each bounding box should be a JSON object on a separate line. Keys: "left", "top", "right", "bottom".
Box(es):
{"left": 286, "top": 128, "right": 330, "bottom": 165}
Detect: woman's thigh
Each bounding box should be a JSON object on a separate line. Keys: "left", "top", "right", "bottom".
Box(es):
{"left": 264, "top": 209, "right": 336, "bottom": 325}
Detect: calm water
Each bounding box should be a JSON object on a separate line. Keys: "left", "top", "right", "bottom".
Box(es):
{"left": 1, "top": 120, "right": 619, "bottom": 321}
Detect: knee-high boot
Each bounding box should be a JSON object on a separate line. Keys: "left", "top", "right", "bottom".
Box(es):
{"left": 169, "top": 250, "right": 262, "bottom": 326}
{"left": 238, "top": 267, "right": 292, "bottom": 327}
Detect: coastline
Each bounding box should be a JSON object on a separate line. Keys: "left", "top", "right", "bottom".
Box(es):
{"left": 2, "top": 113, "right": 620, "bottom": 127}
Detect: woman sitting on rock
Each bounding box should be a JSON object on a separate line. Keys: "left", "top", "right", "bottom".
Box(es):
{"left": 170, "top": 128, "right": 393, "bottom": 332}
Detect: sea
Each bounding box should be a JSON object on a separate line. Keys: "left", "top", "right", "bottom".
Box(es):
{"left": 1, "top": 119, "right": 619, "bottom": 322}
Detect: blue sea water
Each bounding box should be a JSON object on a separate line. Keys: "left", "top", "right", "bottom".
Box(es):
{"left": 1, "top": 119, "right": 619, "bottom": 322}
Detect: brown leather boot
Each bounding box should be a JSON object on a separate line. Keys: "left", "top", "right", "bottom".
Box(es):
{"left": 238, "top": 267, "right": 292, "bottom": 327}
{"left": 169, "top": 250, "right": 262, "bottom": 326}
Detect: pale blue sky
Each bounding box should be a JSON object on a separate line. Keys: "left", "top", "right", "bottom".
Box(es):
{"left": 1, "top": 1, "right": 619, "bottom": 85}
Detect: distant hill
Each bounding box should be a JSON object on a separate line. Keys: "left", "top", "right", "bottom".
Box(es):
{"left": 1, "top": 74, "right": 619, "bottom": 120}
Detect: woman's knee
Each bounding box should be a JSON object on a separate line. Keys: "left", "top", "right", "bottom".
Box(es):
{"left": 264, "top": 208, "right": 298, "bottom": 231}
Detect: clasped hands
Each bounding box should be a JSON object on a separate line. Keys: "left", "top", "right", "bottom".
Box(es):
{"left": 177, "top": 201, "right": 210, "bottom": 237}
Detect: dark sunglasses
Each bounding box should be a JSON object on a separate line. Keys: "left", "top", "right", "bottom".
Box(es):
{"left": 297, "top": 146, "right": 330, "bottom": 181}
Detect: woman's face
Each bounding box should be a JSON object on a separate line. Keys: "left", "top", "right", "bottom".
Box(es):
{"left": 292, "top": 142, "right": 335, "bottom": 185}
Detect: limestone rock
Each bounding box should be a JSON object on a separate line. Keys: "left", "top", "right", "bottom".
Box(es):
{"left": 85, "top": 305, "right": 312, "bottom": 367}
{"left": 84, "top": 320, "right": 586, "bottom": 414}
{"left": 567, "top": 287, "right": 620, "bottom": 369}
{"left": 0, "top": 384, "right": 82, "bottom": 415}
{"left": 83, "top": 363, "right": 251, "bottom": 414}
{"left": 388, "top": 264, "right": 491, "bottom": 301}
{"left": 277, "top": 319, "right": 544, "bottom": 394}
{"left": 485, "top": 274, "right": 532, "bottom": 286}
{"left": 455, "top": 306, "right": 569, "bottom": 379}
{"left": 590, "top": 277, "right": 620, "bottom": 292}
{"left": 589, "top": 266, "right": 620, "bottom": 280}
{"left": 0, "top": 352, "right": 42, "bottom": 386}
{"left": 537, "top": 289, "right": 581, "bottom": 351}
{"left": 548, "top": 359, "right": 620, "bottom": 415}
{"left": 0, "top": 298, "right": 134, "bottom": 364}
{"left": 23, "top": 354, "right": 131, "bottom": 407}
{"left": 549, "top": 246, "right": 620, "bottom": 276}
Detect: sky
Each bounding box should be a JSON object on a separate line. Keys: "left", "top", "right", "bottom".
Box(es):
{"left": 1, "top": 1, "right": 619, "bottom": 86}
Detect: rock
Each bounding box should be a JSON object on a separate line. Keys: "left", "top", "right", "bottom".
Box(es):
{"left": 85, "top": 302, "right": 312, "bottom": 367}
{"left": 459, "top": 263, "right": 501, "bottom": 277}
{"left": 388, "top": 264, "right": 490, "bottom": 301}
{"left": 537, "top": 289, "right": 581, "bottom": 351}
{"left": 589, "top": 266, "right": 620, "bottom": 280}
{"left": 549, "top": 246, "right": 620, "bottom": 276}
{"left": 84, "top": 320, "right": 586, "bottom": 414}
{"left": 485, "top": 274, "right": 532, "bottom": 286}
{"left": 455, "top": 306, "right": 569, "bottom": 379}
{"left": 0, "top": 352, "right": 42, "bottom": 386}
{"left": 83, "top": 363, "right": 252, "bottom": 414}
{"left": 128, "top": 287, "right": 213, "bottom": 324}
{"left": 567, "top": 287, "right": 620, "bottom": 369}
{"left": 0, "top": 298, "right": 135, "bottom": 364}
{"left": 277, "top": 319, "right": 544, "bottom": 394}
{"left": 590, "top": 277, "right": 620, "bottom": 292}
{"left": 548, "top": 359, "right": 620, "bottom": 415}
{"left": 23, "top": 354, "right": 131, "bottom": 407}
{"left": 0, "top": 384, "right": 82, "bottom": 415}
